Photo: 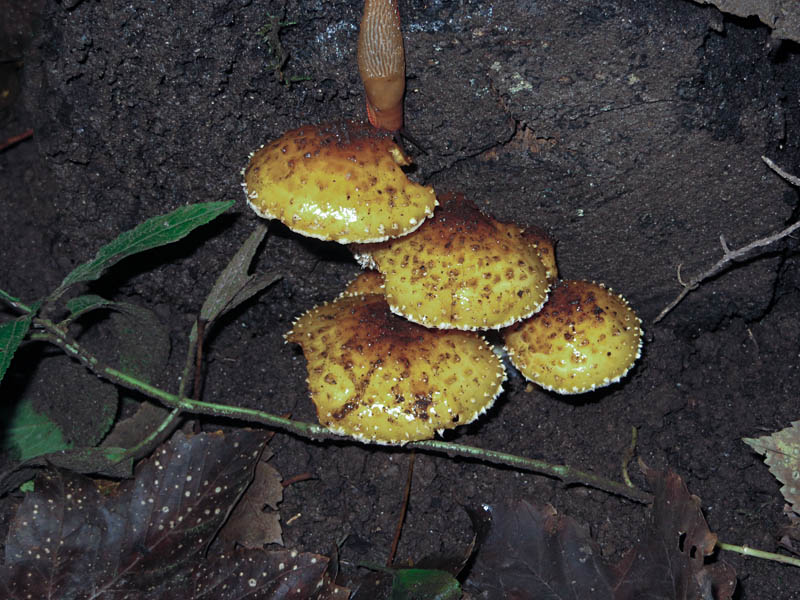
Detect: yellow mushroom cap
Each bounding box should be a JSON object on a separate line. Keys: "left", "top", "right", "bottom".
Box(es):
{"left": 242, "top": 120, "right": 437, "bottom": 243}
{"left": 522, "top": 224, "right": 558, "bottom": 283}
{"left": 285, "top": 293, "right": 506, "bottom": 444}
{"left": 341, "top": 270, "right": 386, "bottom": 297}
{"left": 503, "top": 280, "right": 643, "bottom": 394}
{"left": 353, "top": 192, "right": 551, "bottom": 330}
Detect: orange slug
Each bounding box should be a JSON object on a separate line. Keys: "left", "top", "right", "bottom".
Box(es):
{"left": 357, "top": 0, "right": 405, "bottom": 131}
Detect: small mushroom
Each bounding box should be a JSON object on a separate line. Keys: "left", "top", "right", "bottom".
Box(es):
{"left": 285, "top": 284, "right": 506, "bottom": 444}
{"left": 243, "top": 120, "right": 436, "bottom": 244}
{"left": 503, "top": 280, "right": 642, "bottom": 394}
{"left": 353, "top": 192, "right": 551, "bottom": 330}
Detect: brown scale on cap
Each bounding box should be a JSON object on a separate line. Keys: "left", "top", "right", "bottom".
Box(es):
{"left": 243, "top": 120, "right": 436, "bottom": 244}
{"left": 353, "top": 192, "right": 551, "bottom": 330}
{"left": 521, "top": 224, "right": 558, "bottom": 283}
{"left": 503, "top": 279, "right": 643, "bottom": 394}
{"left": 285, "top": 288, "right": 506, "bottom": 444}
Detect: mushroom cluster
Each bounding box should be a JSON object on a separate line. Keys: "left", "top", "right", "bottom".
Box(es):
{"left": 240, "top": 0, "right": 641, "bottom": 444}
{"left": 242, "top": 121, "right": 642, "bottom": 444}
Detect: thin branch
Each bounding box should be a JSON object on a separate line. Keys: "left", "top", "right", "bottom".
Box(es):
{"left": 655, "top": 157, "right": 800, "bottom": 323}
{"left": 30, "top": 317, "right": 652, "bottom": 504}
{"left": 0, "top": 128, "right": 33, "bottom": 153}
{"left": 762, "top": 155, "right": 800, "bottom": 187}
{"left": 409, "top": 439, "right": 652, "bottom": 503}
{"left": 718, "top": 542, "right": 800, "bottom": 568}
{"left": 387, "top": 451, "right": 415, "bottom": 566}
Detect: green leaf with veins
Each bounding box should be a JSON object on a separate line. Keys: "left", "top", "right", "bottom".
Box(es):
{"left": 0, "top": 397, "right": 72, "bottom": 461}
{"left": 58, "top": 200, "right": 234, "bottom": 291}
{"left": 0, "top": 315, "right": 34, "bottom": 386}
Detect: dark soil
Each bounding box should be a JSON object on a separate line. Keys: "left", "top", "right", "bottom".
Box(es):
{"left": 2, "top": 0, "right": 800, "bottom": 597}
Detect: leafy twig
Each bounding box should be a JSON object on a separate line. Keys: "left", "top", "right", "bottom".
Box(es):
{"left": 655, "top": 156, "right": 800, "bottom": 323}
{"left": 30, "top": 317, "right": 652, "bottom": 504}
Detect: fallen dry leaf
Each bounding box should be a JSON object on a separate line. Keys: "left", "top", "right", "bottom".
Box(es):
{"left": 614, "top": 466, "right": 736, "bottom": 599}
{"left": 0, "top": 430, "right": 273, "bottom": 598}
{"left": 466, "top": 501, "right": 618, "bottom": 599}
{"left": 220, "top": 446, "right": 285, "bottom": 548}
{"left": 153, "top": 548, "right": 350, "bottom": 599}
{"left": 465, "top": 468, "right": 736, "bottom": 599}
{"left": 744, "top": 421, "right": 800, "bottom": 519}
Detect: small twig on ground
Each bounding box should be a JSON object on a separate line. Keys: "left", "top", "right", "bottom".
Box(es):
{"left": 654, "top": 156, "right": 800, "bottom": 323}
{"left": 718, "top": 542, "right": 800, "bottom": 568}
{"left": 387, "top": 451, "right": 416, "bottom": 566}
{"left": 621, "top": 426, "right": 638, "bottom": 488}
{"left": 0, "top": 128, "right": 33, "bottom": 152}
{"left": 282, "top": 472, "right": 315, "bottom": 488}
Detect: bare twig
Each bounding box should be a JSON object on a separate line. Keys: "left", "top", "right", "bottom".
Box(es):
{"left": 387, "top": 451, "right": 416, "bottom": 566}
{"left": 655, "top": 157, "right": 800, "bottom": 323}
{"left": 0, "top": 128, "right": 33, "bottom": 152}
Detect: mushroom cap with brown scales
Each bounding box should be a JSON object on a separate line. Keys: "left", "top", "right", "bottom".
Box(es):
{"left": 502, "top": 280, "right": 643, "bottom": 394}
{"left": 352, "top": 192, "right": 551, "bottom": 330}
{"left": 242, "top": 120, "right": 437, "bottom": 244}
{"left": 285, "top": 292, "right": 506, "bottom": 444}
{"left": 522, "top": 224, "right": 558, "bottom": 283}
{"left": 341, "top": 269, "right": 385, "bottom": 297}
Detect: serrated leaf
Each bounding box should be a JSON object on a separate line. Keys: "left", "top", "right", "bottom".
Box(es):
{"left": 6, "top": 353, "right": 119, "bottom": 454}
{"left": 58, "top": 200, "right": 234, "bottom": 290}
{"left": 0, "top": 397, "right": 72, "bottom": 461}
{"left": 1, "top": 429, "right": 269, "bottom": 598}
{"left": 744, "top": 421, "right": 800, "bottom": 517}
{"left": 0, "top": 315, "right": 33, "bottom": 385}
{"left": 200, "top": 223, "right": 280, "bottom": 326}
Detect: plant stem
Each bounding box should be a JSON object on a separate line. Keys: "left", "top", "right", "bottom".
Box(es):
{"left": 120, "top": 407, "right": 182, "bottom": 459}
{"left": 409, "top": 439, "right": 652, "bottom": 503}
{"left": 718, "top": 542, "right": 800, "bottom": 568}
{"left": 30, "top": 318, "right": 652, "bottom": 503}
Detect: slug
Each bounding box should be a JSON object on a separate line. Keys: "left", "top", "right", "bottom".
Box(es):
{"left": 357, "top": 0, "right": 405, "bottom": 131}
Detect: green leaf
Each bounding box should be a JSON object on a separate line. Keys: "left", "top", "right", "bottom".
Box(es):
{"left": 199, "top": 223, "right": 281, "bottom": 326}
{"left": 0, "top": 315, "right": 33, "bottom": 385}
{"left": 0, "top": 397, "right": 72, "bottom": 461}
{"left": 64, "top": 294, "right": 114, "bottom": 321}
{"left": 389, "top": 569, "right": 461, "bottom": 600}
{"left": 58, "top": 201, "right": 234, "bottom": 290}
{"left": 19, "top": 480, "right": 34, "bottom": 493}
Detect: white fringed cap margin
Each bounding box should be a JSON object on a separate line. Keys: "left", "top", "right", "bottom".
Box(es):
{"left": 285, "top": 286, "right": 506, "bottom": 444}
{"left": 352, "top": 192, "right": 551, "bottom": 331}
{"left": 502, "top": 279, "right": 643, "bottom": 394}
{"left": 242, "top": 120, "right": 437, "bottom": 244}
